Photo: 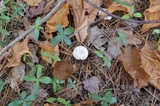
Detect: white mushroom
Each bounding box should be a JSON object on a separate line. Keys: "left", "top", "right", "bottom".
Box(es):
{"left": 73, "top": 46, "right": 88, "bottom": 60}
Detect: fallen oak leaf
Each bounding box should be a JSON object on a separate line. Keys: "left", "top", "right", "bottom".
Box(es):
{"left": 53, "top": 61, "right": 80, "bottom": 80}
{"left": 45, "top": 3, "right": 69, "bottom": 39}
{"left": 6, "top": 36, "right": 31, "bottom": 67}
{"left": 68, "top": 0, "right": 100, "bottom": 43}
{"left": 140, "top": 41, "right": 160, "bottom": 90}
{"left": 118, "top": 46, "right": 150, "bottom": 88}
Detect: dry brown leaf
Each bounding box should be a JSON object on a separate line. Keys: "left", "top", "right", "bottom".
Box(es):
{"left": 23, "top": 0, "right": 42, "bottom": 6}
{"left": 53, "top": 61, "right": 80, "bottom": 80}
{"left": 150, "top": 0, "right": 160, "bottom": 7}
{"left": 107, "top": 0, "right": 132, "bottom": 15}
{"left": 6, "top": 36, "right": 31, "bottom": 67}
{"left": 83, "top": 76, "right": 100, "bottom": 93}
{"left": 140, "top": 41, "right": 160, "bottom": 90}
{"left": 45, "top": 3, "right": 69, "bottom": 39}
{"left": 118, "top": 46, "right": 150, "bottom": 88}
{"left": 68, "top": 0, "right": 100, "bottom": 43}
{"left": 73, "top": 99, "right": 96, "bottom": 106}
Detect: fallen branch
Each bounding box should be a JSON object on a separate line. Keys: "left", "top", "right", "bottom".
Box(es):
{"left": 85, "top": 0, "right": 160, "bottom": 24}
{"left": 0, "top": 0, "right": 66, "bottom": 56}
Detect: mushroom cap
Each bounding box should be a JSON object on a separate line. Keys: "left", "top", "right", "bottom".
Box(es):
{"left": 73, "top": 46, "right": 88, "bottom": 60}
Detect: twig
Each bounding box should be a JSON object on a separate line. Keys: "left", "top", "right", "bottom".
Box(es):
{"left": 0, "top": 0, "right": 66, "bottom": 56}
{"left": 85, "top": 0, "right": 160, "bottom": 24}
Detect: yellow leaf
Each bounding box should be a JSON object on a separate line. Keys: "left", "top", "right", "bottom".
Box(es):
{"left": 6, "top": 36, "right": 31, "bottom": 67}
{"left": 45, "top": 3, "right": 69, "bottom": 39}
{"left": 23, "top": 0, "right": 42, "bottom": 6}
{"left": 68, "top": 0, "right": 100, "bottom": 43}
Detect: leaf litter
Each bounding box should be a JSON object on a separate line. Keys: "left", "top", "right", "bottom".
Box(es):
{"left": 2, "top": 0, "right": 160, "bottom": 105}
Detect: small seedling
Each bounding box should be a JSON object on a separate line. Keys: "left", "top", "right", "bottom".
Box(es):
{"left": 90, "top": 91, "right": 117, "bottom": 106}
{"left": 0, "top": 79, "right": 7, "bottom": 93}
{"left": 23, "top": 64, "right": 52, "bottom": 93}
{"left": 51, "top": 77, "right": 64, "bottom": 93}
{"left": 153, "top": 29, "right": 160, "bottom": 51}
{"left": 47, "top": 97, "right": 71, "bottom": 106}
{"left": 41, "top": 51, "right": 61, "bottom": 63}
{"left": 116, "top": 29, "right": 128, "bottom": 45}
{"left": 31, "top": 17, "right": 43, "bottom": 41}
{"left": 50, "top": 24, "right": 74, "bottom": 46}
{"left": 11, "top": 4, "right": 26, "bottom": 19}
{"left": 8, "top": 91, "right": 38, "bottom": 106}
{"left": 94, "top": 50, "right": 111, "bottom": 67}
{"left": 67, "top": 78, "right": 77, "bottom": 90}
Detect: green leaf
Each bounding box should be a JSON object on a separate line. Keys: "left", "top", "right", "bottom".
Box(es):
{"left": 121, "top": 1, "right": 131, "bottom": 6}
{"left": 0, "top": 79, "right": 7, "bottom": 93}
{"left": 50, "top": 35, "right": 63, "bottom": 46}
{"left": 56, "top": 24, "right": 63, "bottom": 34}
{"left": 129, "top": 5, "right": 135, "bottom": 14}
{"left": 3, "top": 0, "right": 10, "bottom": 5}
{"left": 133, "top": 12, "right": 142, "bottom": 18}
{"left": 0, "top": 15, "right": 10, "bottom": 22}
{"left": 46, "top": 97, "right": 56, "bottom": 103}
{"left": 8, "top": 100, "right": 23, "bottom": 106}
{"left": 18, "top": 11, "right": 24, "bottom": 17}
{"left": 0, "top": 29, "right": 9, "bottom": 35}
{"left": 122, "top": 38, "right": 128, "bottom": 45}
{"left": 94, "top": 50, "right": 104, "bottom": 58}
{"left": 102, "top": 101, "right": 108, "bottom": 106}
{"left": 90, "top": 94, "right": 103, "bottom": 101}
{"left": 63, "top": 36, "right": 72, "bottom": 45}
{"left": 39, "top": 76, "right": 52, "bottom": 84}
{"left": 36, "top": 64, "right": 44, "bottom": 78}
{"left": 64, "top": 27, "right": 74, "bottom": 36}
{"left": 103, "top": 57, "right": 111, "bottom": 67}
{"left": 23, "top": 75, "right": 37, "bottom": 82}
{"left": 105, "top": 91, "right": 112, "bottom": 100}
{"left": 21, "top": 91, "right": 27, "bottom": 99}
{"left": 117, "top": 29, "right": 127, "bottom": 37}
{"left": 113, "top": 0, "right": 121, "bottom": 3}
{"left": 51, "top": 55, "right": 61, "bottom": 61}
{"left": 34, "top": 81, "right": 40, "bottom": 93}
{"left": 153, "top": 29, "right": 160, "bottom": 34}
{"left": 122, "top": 14, "right": 131, "bottom": 19}
{"left": 35, "top": 17, "right": 42, "bottom": 26}
{"left": 57, "top": 98, "right": 67, "bottom": 105}
{"left": 109, "top": 97, "right": 117, "bottom": 104}
{"left": 34, "top": 28, "right": 39, "bottom": 41}
{"left": 25, "top": 94, "right": 38, "bottom": 101}
{"left": 115, "top": 37, "right": 122, "bottom": 42}
{"left": 53, "top": 82, "right": 57, "bottom": 93}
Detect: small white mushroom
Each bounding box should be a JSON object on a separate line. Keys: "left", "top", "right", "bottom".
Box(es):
{"left": 73, "top": 46, "right": 88, "bottom": 60}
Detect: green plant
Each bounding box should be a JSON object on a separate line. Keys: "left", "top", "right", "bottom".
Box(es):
{"left": 31, "top": 17, "right": 43, "bottom": 41}
{"left": 0, "top": 79, "right": 7, "bottom": 93}
{"left": 153, "top": 29, "right": 160, "bottom": 51}
{"left": 41, "top": 51, "right": 61, "bottom": 63}
{"left": 67, "top": 78, "right": 77, "bottom": 90}
{"left": 90, "top": 91, "right": 117, "bottom": 106}
{"left": 94, "top": 50, "right": 111, "bottom": 67}
{"left": 23, "top": 64, "right": 52, "bottom": 93}
{"left": 116, "top": 29, "right": 128, "bottom": 45}
{"left": 46, "top": 97, "right": 71, "bottom": 106}
{"left": 11, "top": 4, "right": 26, "bottom": 19}
{"left": 51, "top": 77, "right": 64, "bottom": 93}
{"left": 8, "top": 91, "right": 38, "bottom": 106}
{"left": 50, "top": 24, "right": 74, "bottom": 46}
{"left": 113, "top": 0, "right": 142, "bottom": 19}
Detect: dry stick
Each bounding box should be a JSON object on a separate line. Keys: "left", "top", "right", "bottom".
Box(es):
{"left": 85, "top": 0, "right": 160, "bottom": 24}
{"left": 0, "top": 0, "right": 66, "bottom": 56}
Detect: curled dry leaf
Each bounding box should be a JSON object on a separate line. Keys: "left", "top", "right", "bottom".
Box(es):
{"left": 6, "top": 63, "right": 25, "bottom": 90}
{"left": 45, "top": 3, "right": 69, "bottom": 39}
{"left": 68, "top": 0, "right": 100, "bottom": 43}
{"left": 23, "top": 0, "right": 42, "bottom": 6}
{"left": 83, "top": 76, "right": 100, "bottom": 93}
{"left": 142, "top": 1, "right": 160, "bottom": 32}
{"left": 140, "top": 41, "right": 160, "bottom": 90}
{"left": 6, "top": 36, "right": 31, "bottom": 67}
{"left": 149, "top": 0, "right": 160, "bottom": 7}
{"left": 38, "top": 41, "right": 59, "bottom": 65}
{"left": 118, "top": 46, "right": 150, "bottom": 88}
{"left": 53, "top": 61, "right": 80, "bottom": 80}
{"left": 107, "top": 0, "right": 133, "bottom": 15}
{"left": 73, "top": 99, "right": 96, "bottom": 106}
